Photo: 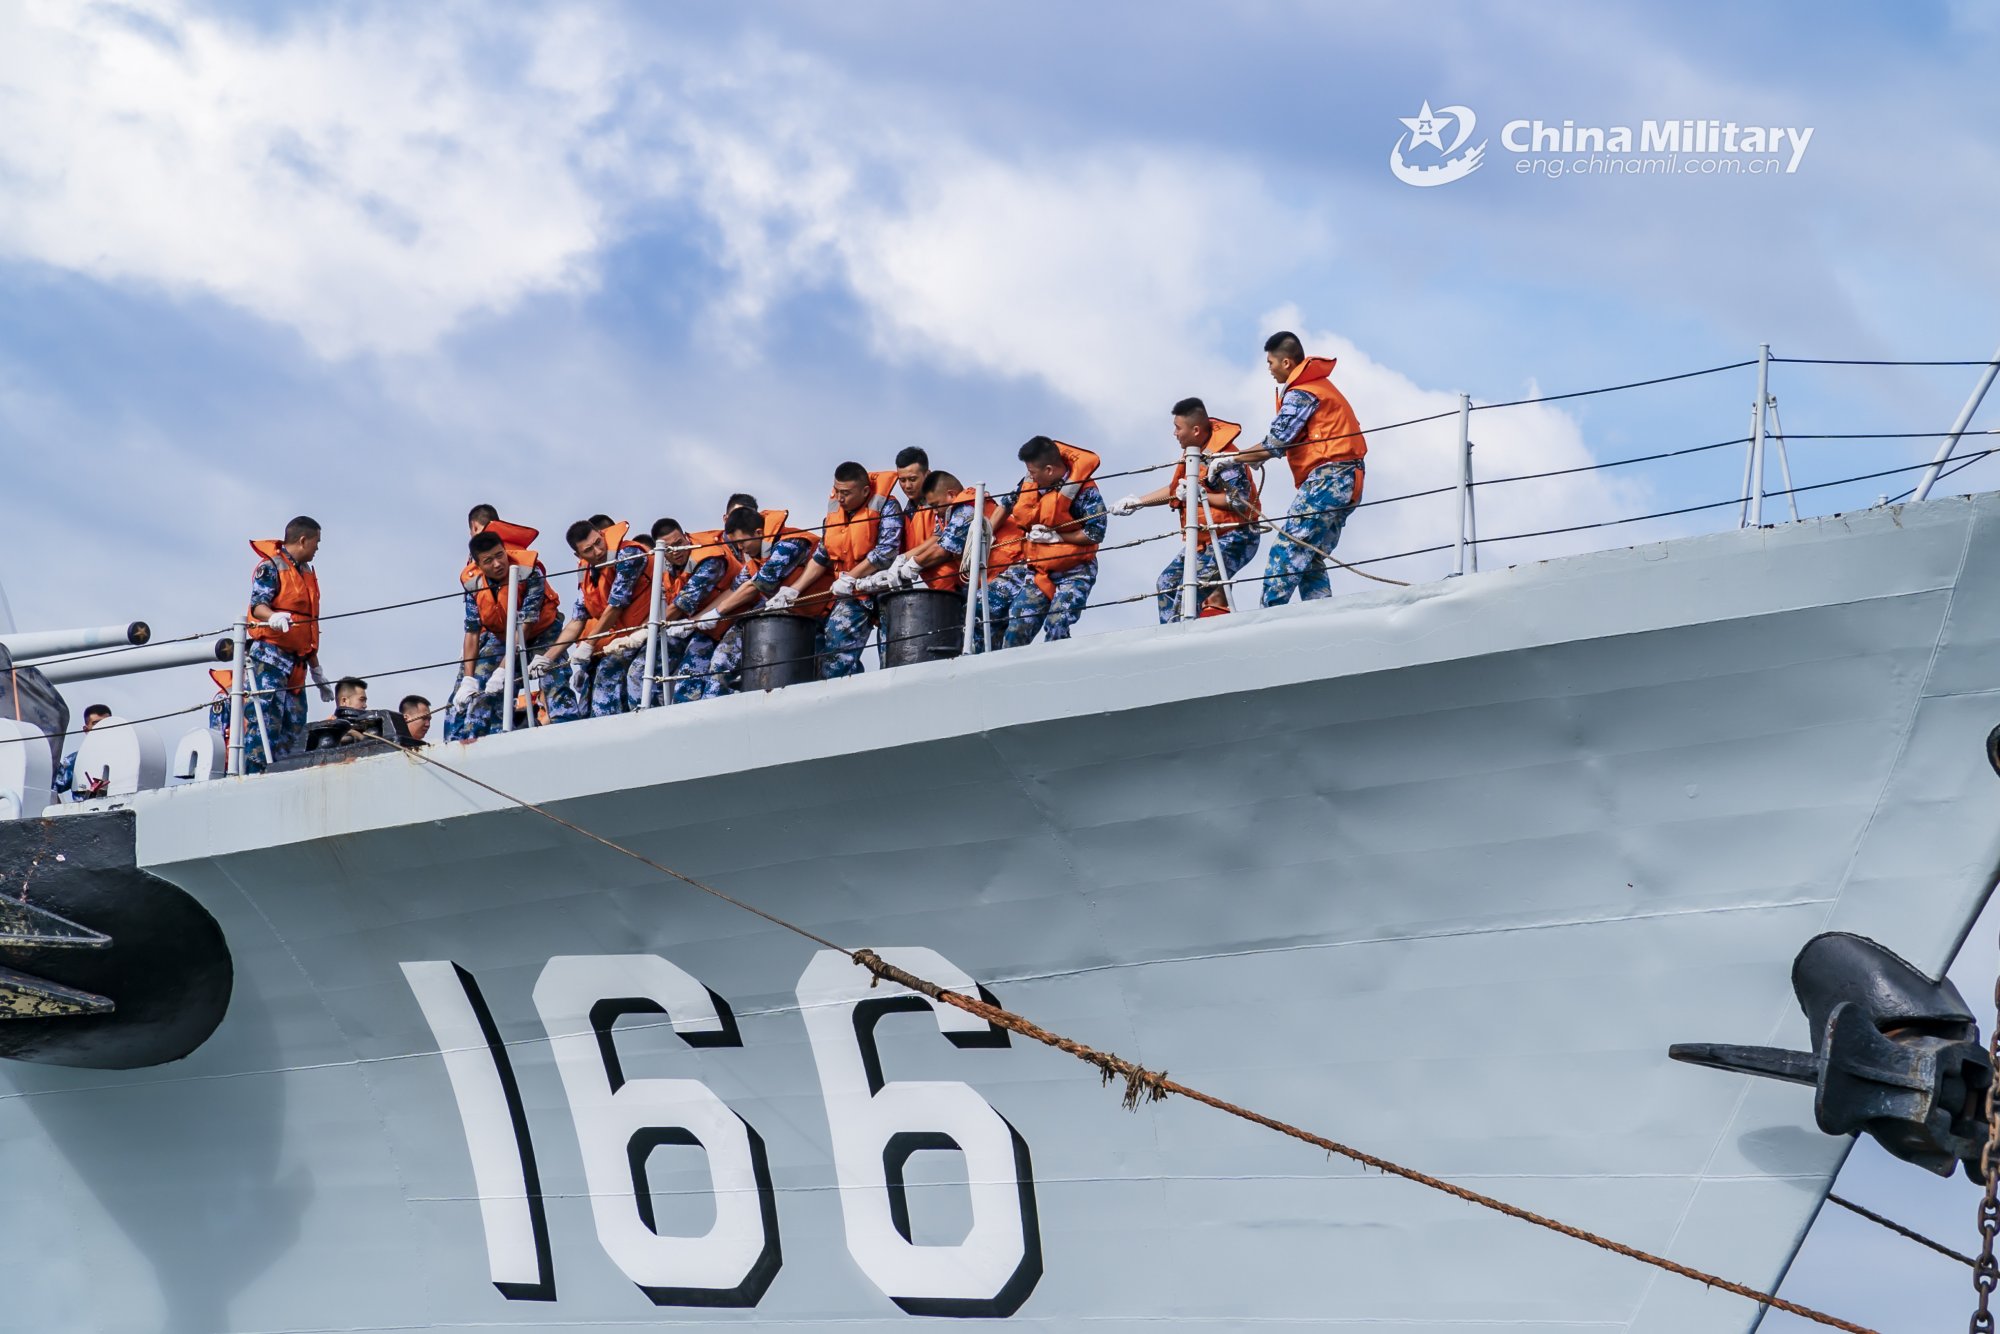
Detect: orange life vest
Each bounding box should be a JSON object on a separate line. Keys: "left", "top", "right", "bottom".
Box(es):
{"left": 464, "top": 548, "right": 560, "bottom": 641}
{"left": 479, "top": 518, "right": 538, "bottom": 549}
{"left": 740, "top": 511, "right": 821, "bottom": 581}
{"left": 1167, "top": 418, "right": 1261, "bottom": 548}
{"left": 993, "top": 442, "right": 1100, "bottom": 595}
{"left": 927, "top": 487, "right": 1005, "bottom": 592}
{"left": 210, "top": 668, "right": 232, "bottom": 693}
{"left": 460, "top": 519, "right": 544, "bottom": 600}
{"left": 821, "top": 470, "right": 902, "bottom": 574}
{"left": 246, "top": 540, "right": 320, "bottom": 687}
{"left": 577, "top": 521, "right": 655, "bottom": 640}
{"left": 669, "top": 529, "right": 745, "bottom": 638}
{"left": 1275, "top": 356, "right": 1367, "bottom": 486}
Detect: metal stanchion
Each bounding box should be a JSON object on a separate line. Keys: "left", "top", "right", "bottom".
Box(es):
{"left": 227, "top": 619, "right": 247, "bottom": 776}
{"left": 1454, "top": 393, "right": 1472, "bottom": 575}
{"left": 639, "top": 539, "right": 667, "bottom": 711}
{"left": 962, "top": 483, "right": 987, "bottom": 654}
{"left": 1180, "top": 443, "right": 1202, "bottom": 620}
{"left": 1749, "top": 343, "right": 1770, "bottom": 526}
{"left": 500, "top": 565, "right": 521, "bottom": 734}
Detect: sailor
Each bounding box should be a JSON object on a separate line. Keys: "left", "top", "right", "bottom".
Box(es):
{"left": 865, "top": 470, "right": 991, "bottom": 596}
{"left": 466, "top": 503, "right": 538, "bottom": 550}
{"left": 244, "top": 516, "right": 331, "bottom": 770}
{"left": 333, "top": 676, "right": 368, "bottom": 711}
{"left": 539, "top": 519, "right": 654, "bottom": 718}
{"left": 682, "top": 507, "right": 821, "bottom": 700}
{"left": 653, "top": 516, "right": 745, "bottom": 705}
{"left": 982, "top": 436, "right": 1107, "bottom": 648}
{"left": 54, "top": 704, "right": 111, "bottom": 800}
{"left": 1223, "top": 331, "right": 1367, "bottom": 606}
{"left": 777, "top": 461, "right": 905, "bottom": 679}
{"left": 399, "top": 695, "right": 433, "bottom": 744}
{"left": 893, "top": 447, "right": 930, "bottom": 508}
{"left": 1112, "top": 397, "right": 1262, "bottom": 621}
{"left": 451, "top": 530, "right": 564, "bottom": 737}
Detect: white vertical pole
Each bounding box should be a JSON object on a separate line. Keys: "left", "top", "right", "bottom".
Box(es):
{"left": 227, "top": 618, "right": 247, "bottom": 776}
{"left": 1749, "top": 343, "right": 1770, "bottom": 527}
{"left": 500, "top": 565, "right": 521, "bottom": 734}
{"left": 1912, "top": 340, "right": 2000, "bottom": 502}
{"left": 1768, "top": 396, "right": 1801, "bottom": 523}
{"left": 639, "top": 539, "right": 667, "bottom": 711}
{"left": 962, "top": 484, "right": 986, "bottom": 654}
{"left": 1738, "top": 405, "right": 1759, "bottom": 529}
{"left": 1464, "top": 435, "right": 1480, "bottom": 574}
{"left": 1453, "top": 393, "right": 1471, "bottom": 575}
{"left": 1180, "top": 444, "right": 1202, "bottom": 620}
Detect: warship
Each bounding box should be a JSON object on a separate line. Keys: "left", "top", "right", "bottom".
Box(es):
{"left": 2, "top": 375, "right": 1999, "bottom": 1333}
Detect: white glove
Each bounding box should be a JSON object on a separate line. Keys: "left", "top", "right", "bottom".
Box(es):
{"left": 263, "top": 610, "right": 293, "bottom": 633}
{"left": 526, "top": 653, "right": 554, "bottom": 681}
{"left": 1027, "top": 524, "right": 1062, "bottom": 543}
{"left": 766, "top": 585, "right": 799, "bottom": 611}
{"left": 891, "top": 553, "right": 923, "bottom": 583}
{"left": 856, "top": 570, "right": 898, "bottom": 594}
{"left": 692, "top": 609, "right": 721, "bottom": 636}
{"left": 607, "top": 629, "right": 649, "bottom": 654}
{"left": 567, "top": 639, "right": 593, "bottom": 665}
{"left": 451, "top": 676, "right": 480, "bottom": 708}
{"left": 831, "top": 573, "right": 859, "bottom": 599}
{"left": 1113, "top": 495, "right": 1145, "bottom": 517}
{"left": 665, "top": 620, "right": 697, "bottom": 642}
{"left": 309, "top": 662, "right": 334, "bottom": 704}
{"left": 480, "top": 669, "right": 511, "bottom": 697}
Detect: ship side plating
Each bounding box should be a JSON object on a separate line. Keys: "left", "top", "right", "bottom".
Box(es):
{"left": 1, "top": 497, "right": 1997, "bottom": 1332}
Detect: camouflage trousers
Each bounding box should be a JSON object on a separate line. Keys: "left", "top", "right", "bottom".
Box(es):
{"left": 450, "top": 628, "right": 570, "bottom": 738}
{"left": 1261, "top": 461, "right": 1361, "bottom": 607}
{"left": 1155, "top": 529, "right": 1260, "bottom": 622}
{"left": 981, "top": 562, "right": 1097, "bottom": 649}
{"left": 816, "top": 599, "right": 875, "bottom": 678}
{"left": 582, "top": 643, "right": 645, "bottom": 718}
{"left": 674, "top": 627, "right": 739, "bottom": 703}
{"left": 629, "top": 637, "right": 684, "bottom": 709}
{"left": 242, "top": 654, "right": 305, "bottom": 772}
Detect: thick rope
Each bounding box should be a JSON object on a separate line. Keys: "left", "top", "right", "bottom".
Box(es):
{"left": 337, "top": 728, "right": 1869, "bottom": 1332}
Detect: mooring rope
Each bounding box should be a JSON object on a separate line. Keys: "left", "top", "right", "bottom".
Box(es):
{"left": 335, "top": 727, "right": 1876, "bottom": 1333}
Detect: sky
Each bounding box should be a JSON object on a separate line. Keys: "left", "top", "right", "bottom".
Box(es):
{"left": 3, "top": 0, "right": 2000, "bottom": 1326}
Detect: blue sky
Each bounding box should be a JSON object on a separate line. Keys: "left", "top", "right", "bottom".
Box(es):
{"left": 3, "top": 2, "right": 1999, "bottom": 1325}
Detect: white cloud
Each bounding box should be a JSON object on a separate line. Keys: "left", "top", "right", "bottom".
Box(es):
{"left": 0, "top": 0, "right": 622, "bottom": 357}
{"left": 0, "top": 1, "right": 1658, "bottom": 720}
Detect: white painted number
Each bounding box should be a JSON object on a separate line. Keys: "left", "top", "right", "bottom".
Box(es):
{"left": 798, "top": 947, "right": 1042, "bottom": 1317}
{"left": 400, "top": 961, "right": 555, "bottom": 1300}
{"left": 532, "top": 954, "right": 781, "bottom": 1306}
{"left": 411, "top": 950, "right": 1040, "bottom": 1317}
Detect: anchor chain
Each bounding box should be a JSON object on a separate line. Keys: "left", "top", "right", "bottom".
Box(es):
{"left": 1971, "top": 971, "right": 2000, "bottom": 1333}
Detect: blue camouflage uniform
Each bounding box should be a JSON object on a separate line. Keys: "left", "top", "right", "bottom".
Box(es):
{"left": 982, "top": 483, "right": 1107, "bottom": 648}
{"left": 1155, "top": 457, "right": 1262, "bottom": 622}
{"left": 242, "top": 554, "right": 312, "bottom": 770}
{"left": 449, "top": 565, "right": 567, "bottom": 739}
{"left": 665, "top": 554, "right": 732, "bottom": 706}
{"left": 561, "top": 541, "right": 653, "bottom": 720}
{"left": 687, "top": 535, "right": 815, "bottom": 700}
{"left": 1260, "top": 388, "right": 1363, "bottom": 606}
{"left": 815, "top": 496, "right": 905, "bottom": 679}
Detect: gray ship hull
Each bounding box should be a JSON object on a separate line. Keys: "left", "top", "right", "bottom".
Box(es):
{"left": 6, "top": 495, "right": 2000, "bottom": 1333}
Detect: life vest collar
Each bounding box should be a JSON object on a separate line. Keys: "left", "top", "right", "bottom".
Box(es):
{"left": 480, "top": 518, "right": 539, "bottom": 548}
{"left": 1284, "top": 356, "right": 1338, "bottom": 392}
